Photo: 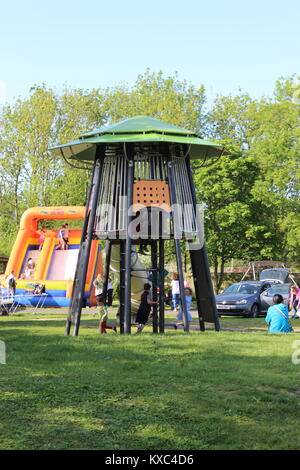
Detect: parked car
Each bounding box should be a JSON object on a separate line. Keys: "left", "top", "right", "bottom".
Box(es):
{"left": 260, "top": 283, "right": 291, "bottom": 313}
{"left": 259, "top": 268, "right": 290, "bottom": 284}
{"left": 215, "top": 281, "right": 275, "bottom": 317}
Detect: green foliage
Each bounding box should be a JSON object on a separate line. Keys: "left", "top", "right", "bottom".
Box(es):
{"left": 194, "top": 152, "right": 270, "bottom": 291}
{"left": 102, "top": 69, "right": 206, "bottom": 132}
{"left": 0, "top": 70, "right": 298, "bottom": 273}
{"left": 199, "top": 81, "right": 300, "bottom": 288}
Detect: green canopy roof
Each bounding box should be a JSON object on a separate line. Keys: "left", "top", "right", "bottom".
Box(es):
{"left": 81, "top": 115, "right": 197, "bottom": 138}
{"left": 51, "top": 116, "right": 225, "bottom": 162}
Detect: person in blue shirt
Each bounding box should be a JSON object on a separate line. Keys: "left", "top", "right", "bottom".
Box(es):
{"left": 174, "top": 287, "right": 193, "bottom": 329}
{"left": 265, "top": 294, "right": 293, "bottom": 333}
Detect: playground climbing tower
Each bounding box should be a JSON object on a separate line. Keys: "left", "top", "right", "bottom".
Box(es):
{"left": 52, "top": 116, "right": 225, "bottom": 335}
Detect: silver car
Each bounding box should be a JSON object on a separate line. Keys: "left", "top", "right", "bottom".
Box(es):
{"left": 260, "top": 283, "right": 291, "bottom": 314}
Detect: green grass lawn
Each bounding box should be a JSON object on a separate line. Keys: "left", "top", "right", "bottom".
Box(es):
{"left": 0, "top": 308, "right": 300, "bottom": 450}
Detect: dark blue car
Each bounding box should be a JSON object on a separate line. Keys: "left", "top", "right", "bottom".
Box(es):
{"left": 215, "top": 281, "right": 275, "bottom": 317}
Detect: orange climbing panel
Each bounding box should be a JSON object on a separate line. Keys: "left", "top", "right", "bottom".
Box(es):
{"left": 133, "top": 180, "right": 171, "bottom": 212}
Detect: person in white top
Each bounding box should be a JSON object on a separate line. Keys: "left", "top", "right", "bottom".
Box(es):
{"left": 171, "top": 273, "right": 181, "bottom": 312}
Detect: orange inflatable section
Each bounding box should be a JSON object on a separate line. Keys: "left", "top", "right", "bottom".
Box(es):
{"left": 4, "top": 206, "right": 103, "bottom": 307}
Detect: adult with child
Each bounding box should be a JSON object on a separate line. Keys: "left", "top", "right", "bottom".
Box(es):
{"left": 135, "top": 283, "right": 157, "bottom": 334}
{"left": 265, "top": 294, "right": 293, "bottom": 333}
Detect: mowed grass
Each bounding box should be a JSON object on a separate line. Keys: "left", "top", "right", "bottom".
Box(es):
{"left": 0, "top": 308, "right": 300, "bottom": 450}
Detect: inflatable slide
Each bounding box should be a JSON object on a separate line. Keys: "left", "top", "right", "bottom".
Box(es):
{"left": 3, "top": 207, "right": 102, "bottom": 307}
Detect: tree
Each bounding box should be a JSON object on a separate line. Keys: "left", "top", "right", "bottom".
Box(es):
{"left": 249, "top": 76, "right": 300, "bottom": 262}
{"left": 0, "top": 85, "right": 107, "bottom": 253}
{"left": 102, "top": 69, "right": 206, "bottom": 132}
{"left": 193, "top": 150, "right": 270, "bottom": 292}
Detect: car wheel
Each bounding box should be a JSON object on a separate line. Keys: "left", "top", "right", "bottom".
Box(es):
{"left": 249, "top": 303, "right": 259, "bottom": 318}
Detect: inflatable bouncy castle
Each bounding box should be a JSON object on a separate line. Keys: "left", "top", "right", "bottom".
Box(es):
{"left": 3, "top": 206, "right": 102, "bottom": 307}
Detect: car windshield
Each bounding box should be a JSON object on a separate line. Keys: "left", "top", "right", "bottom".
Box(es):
{"left": 222, "top": 283, "right": 260, "bottom": 295}
{"left": 267, "top": 284, "right": 291, "bottom": 296}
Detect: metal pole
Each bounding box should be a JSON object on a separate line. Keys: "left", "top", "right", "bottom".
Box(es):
{"left": 151, "top": 240, "right": 158, "bottom": 333}
{"left": 72, "top": 149, "right": 104, "bottom": 336}
{"left": 167, "top": 159, "right": 189, "bottom": 332}
{"left": 102, "top": 240, "right": 112, "bottom": 306}
{"left": 124, "top": 148, "right": 134, "bottom": 334}
{"left": 119, "top": 240, "right": 126, "bottom": 334}
{"left": 159, "top": 238, "right": 165, "bottom": 333}
{"left": 185, "top": 156, "right": 220, "bottom": 331}
{"left": 65, "top": 165, "right": 95, "bottom": 336}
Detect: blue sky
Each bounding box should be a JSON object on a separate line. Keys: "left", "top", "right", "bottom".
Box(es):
{"left": 0, "top": 0, "right": 299, "bottom": 105}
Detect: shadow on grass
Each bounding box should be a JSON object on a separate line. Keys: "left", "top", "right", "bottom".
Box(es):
{"left": 1, "top": 321, "right": 300, "bottom": 449}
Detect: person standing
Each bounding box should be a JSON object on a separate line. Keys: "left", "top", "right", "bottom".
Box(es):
{"left": 107, "top": 278, "right": 114, "bottom": 307}
{"left": 6, "top": 270, "right": 17, "bottom": 297}
{"left": 93, "top": 274, "right": 104, "bottom": 313}
{"left": 171, "top": 273, "right": 180, "bottom": 313}
{"left": 265, "top": 294, "right": 293, "bottom": 333}
{"left": 174, "top": 287, "right": 193, "bottom": 328}
{"left": 289, "top": 285, "right": 300, "bottom": 319}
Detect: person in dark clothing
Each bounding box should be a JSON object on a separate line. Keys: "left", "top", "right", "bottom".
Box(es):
{"left": 135, "top": 283, "right": 157, "bottom": 334}
{"left": 107, "top": 278, "right": 114, "bottom": 307}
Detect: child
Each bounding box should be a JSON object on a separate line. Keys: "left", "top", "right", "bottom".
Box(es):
{"left": 135, "top": 283, "right": 157, "bottom": 334}
{"left": 171, "top": 273, "right": 180, "bottom": 313}
{"left": 93, "top": 274, "right": 104, "bottom": 307}
{"left": 63, "top": 224, "right": 69, "bottom": 250}
{"left": 99, "top": 304, "right": 117, "bottom": 334}
{"left": 39, "top": 227, "right": 46, "bottom": 251}
{"left": 174, "top": 287, "right": 193, "bottom": 329}
{"left": 93, "top": 274, "right": 116, "bottom": 333}
{"left": 56, "top": 225, "right": 66, "bottom": 250}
